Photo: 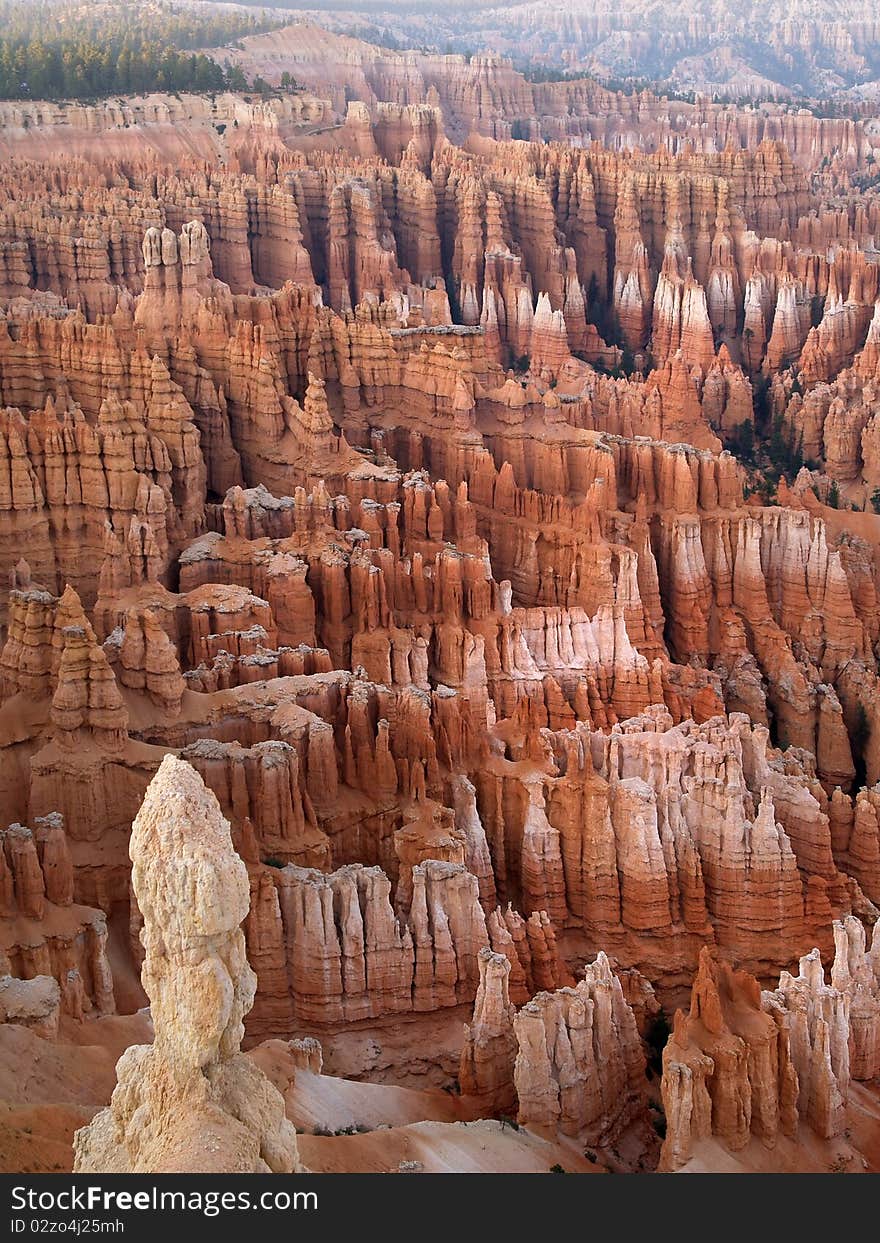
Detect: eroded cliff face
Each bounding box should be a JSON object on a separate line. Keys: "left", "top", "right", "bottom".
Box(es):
{"left": 1, "top": 46, "right": 880, "bottom": 1176}
{"left": 660, "top": 917, "right": 880, "bottom": 1169}
{"left": 205, "top": 19, "right": 880, "bottom": 140}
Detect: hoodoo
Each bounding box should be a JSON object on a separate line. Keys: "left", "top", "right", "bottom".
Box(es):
{"left": 0, "top": 0, "right": 879, "bottom": 1187}
{"left": 73, "top": 756, "right": 302, "bottom": 1173}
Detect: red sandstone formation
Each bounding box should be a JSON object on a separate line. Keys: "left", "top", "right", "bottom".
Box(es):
{"left": 459, "top": 948, "right": 517, "bottom": 1112}
{"left": 659, "top": 920, "right": 880, "bottom": 1169}
{"left": 0, "top": 814, "right": 114, "bottom": 1021}
{"left": 659, "top": 949, "right": 797, "bottom": 1169}
{"left": 1, "top": 30, "right": 880, "bottom": 1178}
{"left": 512, "top": 951, "right": 648, "bottom": 1142}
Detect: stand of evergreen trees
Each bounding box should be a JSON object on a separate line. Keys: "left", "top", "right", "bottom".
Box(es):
{"left": 0, "top": 0, "right": 287, "bottom": 100}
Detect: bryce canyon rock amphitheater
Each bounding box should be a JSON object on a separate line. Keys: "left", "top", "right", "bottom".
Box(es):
{"left": 1, "top": 19, "right": 880, "bottom": 1177}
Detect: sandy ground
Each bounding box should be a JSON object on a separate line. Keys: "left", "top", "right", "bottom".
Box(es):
{"left": 298, "top": 1118, "right": 604, "bottom": 1174}
{"left": 250, "top": 1040, "right": 479, "bottom": 1132}
{"left": 0, "top": 1016, "right": 149, "bottom": 1172}
{"left": 2, "top": 1009, "right": 878, "bottom": 1175}
{"left": 0, "top": 1017, "right": 605, "bottom": 1174}
{"left": 0, "top": 1103, "right": 97, "bottom": 1173}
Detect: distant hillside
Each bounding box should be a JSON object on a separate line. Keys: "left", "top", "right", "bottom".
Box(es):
{"left": 265, "top": 0, "right": 880, "bottom": 101}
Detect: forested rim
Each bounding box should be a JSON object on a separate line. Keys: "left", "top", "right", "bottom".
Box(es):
{"left": 0, "top": 0, "right": 294, "bottom": 101}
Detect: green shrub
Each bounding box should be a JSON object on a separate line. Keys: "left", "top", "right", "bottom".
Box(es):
{"left": 726, "top": 420, "right": 755, "bottom": 465}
